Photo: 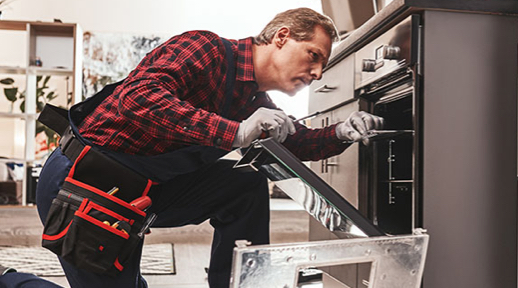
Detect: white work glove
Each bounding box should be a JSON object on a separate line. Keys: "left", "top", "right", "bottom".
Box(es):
{"left": 233, "top": 108, "right": 296, "bottom": 147}
{"left": 336, "top": 111, "right": 384, "bottom": 145}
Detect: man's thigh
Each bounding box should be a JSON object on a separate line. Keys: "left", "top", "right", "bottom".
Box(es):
{"left": 148, "top": 159, "right": 268, "bottom": 227}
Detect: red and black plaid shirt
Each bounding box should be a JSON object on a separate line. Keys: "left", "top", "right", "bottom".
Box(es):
{"left": 78, "top": 30, "right": 348, "bottom": 161}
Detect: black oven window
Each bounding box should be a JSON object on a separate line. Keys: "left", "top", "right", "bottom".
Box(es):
{"left": 372, "top": 96, "right": 414, "bottom": 235}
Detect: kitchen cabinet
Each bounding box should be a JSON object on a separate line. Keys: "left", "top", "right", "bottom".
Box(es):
{"left": 0, "top": 20, "right": 82, "bottom": 204}
{"left": 309, "top": 104, "right": 360, "bottom": 208}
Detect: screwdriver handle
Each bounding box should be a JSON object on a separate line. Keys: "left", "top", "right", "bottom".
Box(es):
{"left": 259, "top": 130, "right": 269, "bottom": 139}
{"left": 107, "top": 187, "right": 119, "bottom": 196}
{"left": 130, "top": 196, "right": 152, "bottom": 211}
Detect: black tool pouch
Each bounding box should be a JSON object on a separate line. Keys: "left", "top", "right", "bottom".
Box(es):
{"left": 41, "top": 145, "right": 152, "bottom": 277}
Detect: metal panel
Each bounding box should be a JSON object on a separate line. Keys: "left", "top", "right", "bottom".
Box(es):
{"left": 327, "top": 0, "right": 518, "bottom": 70}
{"left": 422, "top": 10, "right": 518, "bottom": 288}
{"left": 354, "top": 15, "right": 417, "bottom": 90}
{"left": 230, "top": 234, "right": 429, "bottom": 288}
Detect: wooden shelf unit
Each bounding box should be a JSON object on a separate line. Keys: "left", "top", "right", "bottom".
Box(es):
{"left": 0, "top": 20, "right": 82, "bottom": 205}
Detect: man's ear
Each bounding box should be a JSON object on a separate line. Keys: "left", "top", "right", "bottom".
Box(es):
{"left": 274, "top": 27, "right": 290, "bottom": 48}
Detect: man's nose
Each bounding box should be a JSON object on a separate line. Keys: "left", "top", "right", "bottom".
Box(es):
{"left": 311, "top": 65, "right": 323, "bottom": 80}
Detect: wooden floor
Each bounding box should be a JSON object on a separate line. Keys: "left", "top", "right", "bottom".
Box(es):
{"left": 0, "top": 200, "right": 309, "bottom": 288}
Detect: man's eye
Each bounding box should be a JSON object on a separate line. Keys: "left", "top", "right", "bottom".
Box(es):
{"left": 309, "top": 51, "right": 318, "bottom": 60}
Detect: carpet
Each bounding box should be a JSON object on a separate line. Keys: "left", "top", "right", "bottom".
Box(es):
{"left": 0, "top": 243, "right": 175, "bottom": 276}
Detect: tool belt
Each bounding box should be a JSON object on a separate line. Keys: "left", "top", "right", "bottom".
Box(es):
{"left": 38, "top": 104, "right": 155, "bottom": 277}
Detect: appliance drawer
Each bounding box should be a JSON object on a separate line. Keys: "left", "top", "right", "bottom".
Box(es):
{"left": 308, "top": 54, "right": 355, "bottom": 114}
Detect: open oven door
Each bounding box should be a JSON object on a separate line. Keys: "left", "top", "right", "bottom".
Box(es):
{"left": 230, "top": 138, "right": 428, "bottom": 288}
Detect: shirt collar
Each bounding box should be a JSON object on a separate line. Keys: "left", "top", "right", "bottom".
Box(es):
{"left": 236, "top": 37, "right": 256, "bottom": 83}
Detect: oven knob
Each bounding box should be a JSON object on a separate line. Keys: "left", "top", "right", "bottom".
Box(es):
{"left": 362, "top": 59, "right": 384, "bottom": 72}
{"left": 383, "top": 45, "right": 401, "bottom": 60}
{"left": 362, "top": 59, "right": 377, "bottom": 72}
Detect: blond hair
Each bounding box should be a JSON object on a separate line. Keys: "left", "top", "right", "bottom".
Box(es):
{"left": 254, "top": 8, "right": 339, "bottom": 45}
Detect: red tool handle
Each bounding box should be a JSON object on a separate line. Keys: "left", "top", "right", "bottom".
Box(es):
{"left": 259, "top": 131, "right": 269, "bottom": 139}
{"left": 130, "top": 196, "right": 152, "bottom": 211}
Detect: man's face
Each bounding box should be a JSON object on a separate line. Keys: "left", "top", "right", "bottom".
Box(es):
{"left": 271, "top": 25, "right": 332, "bottom": 96}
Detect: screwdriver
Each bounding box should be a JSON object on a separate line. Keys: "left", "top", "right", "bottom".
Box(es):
{"left": 258, "top": 101, "right": 354, "bottom": 139}
{"left": 112, "top": 220, "right": 131, "bottom": 235}
{"left": 107, "top": 187, "right": 119, "bottom": 196}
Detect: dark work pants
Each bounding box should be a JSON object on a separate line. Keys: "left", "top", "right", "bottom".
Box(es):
{"left": 0, "top": 148, "right": 269, "bottom": 288}
{"left": 0, "top": 273, "right": 61, "bottom": 288}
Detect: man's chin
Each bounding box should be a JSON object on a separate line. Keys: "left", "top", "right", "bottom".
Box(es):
{"left": 285, "top": 85, "right": 304, "bottom": 96}
{"left": 285, "top": 90, "right": 298, "bottom": 97}
{"left": 275, "top": 84, "right": 303, "bottom": 96}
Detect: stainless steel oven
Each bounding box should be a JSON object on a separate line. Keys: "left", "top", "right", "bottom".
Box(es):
{"left": 354, "top": 15, "right": 421, "bottom": 235}
{"left": 308, "top": 5, "right": 518, "bottom": 287}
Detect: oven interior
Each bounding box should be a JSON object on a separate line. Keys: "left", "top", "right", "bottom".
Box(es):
{"left": 359, "top": 90, "right": 417, "bottom": 235}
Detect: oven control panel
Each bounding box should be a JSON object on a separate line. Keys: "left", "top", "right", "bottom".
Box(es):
{"left": 354, "top": 15, "right": 419, "bottom": 90}
{"left": 362, "top": 45, "right": 401, "bottom": 72}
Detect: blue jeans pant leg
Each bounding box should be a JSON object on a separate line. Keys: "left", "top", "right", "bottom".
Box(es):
{"left": 0, "top": 272, "right": 62, "bottom": 288}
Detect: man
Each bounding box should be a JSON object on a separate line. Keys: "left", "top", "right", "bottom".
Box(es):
{"left": 0, "top": 7, "right": 382, "bottom": 288}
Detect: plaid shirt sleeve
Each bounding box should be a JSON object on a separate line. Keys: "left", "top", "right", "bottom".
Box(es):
{"left": 283, "top": 122, "right": 350, "bottom": 161}
{"left": 116, "top": 31, "right": 239, "bottom": 150}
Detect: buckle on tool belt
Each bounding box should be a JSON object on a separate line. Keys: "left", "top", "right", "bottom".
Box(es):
{"left": 59, "top": 126, "right": 75, "bottom": 152}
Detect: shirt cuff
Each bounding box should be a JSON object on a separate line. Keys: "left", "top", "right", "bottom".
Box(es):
{"left": 210, "top": 117, "right": 240, "bottom": 151}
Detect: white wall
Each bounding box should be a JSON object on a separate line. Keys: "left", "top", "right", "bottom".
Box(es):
{"left": 2, "top": 0, "right": 320, "bottom": 37}
{"left": 1, "top": 0, "right": 323, "bottom": 118}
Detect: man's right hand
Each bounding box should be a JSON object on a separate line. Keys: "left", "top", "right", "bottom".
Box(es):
{"left": 233, "top": 108, "right": 296, "bottom": 147}
{"left": 336, "top": 111, "right": 384, "bottom": 145}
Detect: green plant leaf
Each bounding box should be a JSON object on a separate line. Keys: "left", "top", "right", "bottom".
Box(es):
{"left": 19, "top": 100, "right": 25, "bottom": 113}
{"left": 36, "top": 75, "right": 42, "bottom": 82}
{"left": 0, "top": 78, "right": 15, "bottom": 85}
{"left": 37, "top": 87, "right": 44, "bottom": 97}
{"left": 46, "top": 91, "right": 57, "bottom": 101}
{"left": 43, "top": 75, "right": 51, "bottom": 86}
{"left": 4, "top": 87, "right": 18, "bottom": 102}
